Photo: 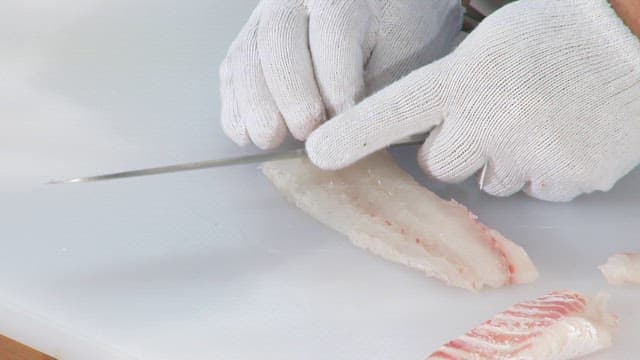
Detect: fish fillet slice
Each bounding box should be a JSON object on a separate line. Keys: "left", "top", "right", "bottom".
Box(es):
{"left": 426, "top": 291, "right": 618, "bottom": 360}
{"left": 599, "top": 253, "right": 640, "bottom": 285}
{"left": 262, "top": 151, "right": 538, "bottom": 291}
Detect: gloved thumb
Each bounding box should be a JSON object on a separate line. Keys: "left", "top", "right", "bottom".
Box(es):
{"left": 306, "top": 65, "right": 447, "bottom": 170}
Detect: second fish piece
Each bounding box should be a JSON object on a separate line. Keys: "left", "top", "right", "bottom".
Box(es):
{"left": 426, "top": 291, "right": 618, "bottom": 360}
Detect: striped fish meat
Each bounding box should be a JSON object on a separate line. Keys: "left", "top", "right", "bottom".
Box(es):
{"left": 426, "top": 291, "right": 617, "bottom": 360}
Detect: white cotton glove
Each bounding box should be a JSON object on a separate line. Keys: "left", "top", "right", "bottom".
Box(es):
{"left": 220, "top": 0, "right": 463, "bottom": 149}
{"left": 307, "top": 0, "right": 640, "bottom": 202}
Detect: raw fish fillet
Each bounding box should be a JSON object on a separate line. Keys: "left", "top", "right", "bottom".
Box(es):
{"left": 599, "top": 253, "right": 640, "bottom": 285}
{"left": 262, "top": 151, "right": 538, "bottom": 291}
{"left": 427, "top": 291, "right": 618, "bottom": 360}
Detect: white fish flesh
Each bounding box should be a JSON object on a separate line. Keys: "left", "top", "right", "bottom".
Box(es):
{"left": 262, "top": 151, "right": 538, "bottom": 291}
{"left": 599, "top": 253, "right": 640, "bottom": 285}
{"left": 426, "top": 291, "right": 618, "bottom": 360}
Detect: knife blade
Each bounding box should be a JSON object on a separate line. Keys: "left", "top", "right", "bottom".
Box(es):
{"left": 48, "top": 133, "right": 428, "bottom": 185}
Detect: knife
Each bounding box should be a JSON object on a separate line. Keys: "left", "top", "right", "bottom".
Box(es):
{"left": 48, "top": 133, "right": 429, "bottom": 185}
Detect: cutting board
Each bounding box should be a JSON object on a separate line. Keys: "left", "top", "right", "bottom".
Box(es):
{"left": 1, "top": 1, "right": 638, "bottom": 359}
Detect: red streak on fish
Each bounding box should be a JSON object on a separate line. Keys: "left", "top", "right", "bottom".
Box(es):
{"left": 428, "top": 351, "right": 457, "bottom": 360}
{"left": 467, "top": 328, "right": 541, "bottom": 345}
{"left": 489, "top": 235, "right": 515, "bottom": 284}
{"left": 454, "top": 199, "right": 516, "bottom": 285}
{"left": 502, "top": 309, "right": 564, "bottom": 320}
{"left": 531, "top": 299, "right": 584, "bottom": 312}
{"left": 444, "top": 339, "right": 497, "bottom": 357}
{"left": 538, "top": 293, "right": 586, "bottom": 305}
{"left": 515, "top": 302, "right": 582, "bottom": 315}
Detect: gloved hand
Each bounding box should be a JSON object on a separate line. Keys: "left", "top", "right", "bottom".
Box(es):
{"left": 220, "top": 0, "right": 463, "bottom": 149}
{"left": 307, "top": 0, "right": 640, "bottom": 202}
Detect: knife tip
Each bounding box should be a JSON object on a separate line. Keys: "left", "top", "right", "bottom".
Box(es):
{"left": 46, "top": 178, "right": 85, "bottom": 185}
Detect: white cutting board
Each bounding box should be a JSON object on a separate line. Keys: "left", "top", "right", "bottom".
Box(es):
{"left": 1, "top": 1, "right": 638, "bottom": 359}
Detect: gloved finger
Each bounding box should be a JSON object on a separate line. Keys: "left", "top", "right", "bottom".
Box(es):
{"left": 481, "top": 159, "right": 526, "bottom": 197}
{"left": 308, "top": 0, "right": 370, "bottom": 116}
{"left": 524, "top": 179, "right": 584, "bottom": 202}
{"left": 524, "top": 158, "right": 598, "bottom": 202}
{"left": 220, "top": 57, "right": 249, "bottom": 146}
{"left": 525, "top": 157, "right": 627, "bottom": 202}
{"left": 232, "top": 19, "right": 287, "bottom": 150}
{"left": 306, "top": 66, "right": 446, "bottom": 170}
{"left": 417, "top": 120, "right": 485, "bottom": 183}
{"left": 258, "top": 0, "right": 326, "bottom": 140}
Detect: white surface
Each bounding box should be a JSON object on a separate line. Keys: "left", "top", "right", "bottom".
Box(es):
{"left": 1, "top": 1, "right": 639, "bottom": 359}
